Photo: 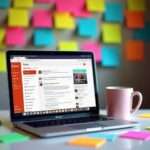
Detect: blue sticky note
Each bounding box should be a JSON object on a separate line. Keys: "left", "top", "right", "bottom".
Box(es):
{"left": 89, "top": 133, "right": 118, "bottom": 141}
{"left": 0, "top": 0, "right": 10, "bottom": 8}
{"left": 105, "top": 2, "right": 124, "bottom": 23}
{"left": 102, "top": 46, "right": 121, "bottom": 67}
{"left": 33, "top": 29, "right": 56, "bottom": 47}
{"left": 77, "top": 18, "right": 99, "bottom": 38}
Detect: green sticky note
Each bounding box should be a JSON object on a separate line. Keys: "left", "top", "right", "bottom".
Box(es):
{"left": 0, "top": 51, "right": 6, "bottom": 72}
{"left": 0, "top": 133, "right": 30, "bottom": 144}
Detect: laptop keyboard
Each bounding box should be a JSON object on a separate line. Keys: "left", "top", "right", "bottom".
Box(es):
{"left": 25, "top": 116, "right": 109, "bottom": 128}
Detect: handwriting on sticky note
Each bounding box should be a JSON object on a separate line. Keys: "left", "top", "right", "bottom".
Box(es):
{"left": 102, "top": 23, "right": 122, "bottom": 44}
{"left": 58, "top": 41, "right": 78, "bottom": 51}
{"left": 8, "top": 9, "right": 29, "bottom": 27}
{"left": 81, "top": 41, "right": 101, "bottom": 62}
{"left": 0, "top": 51, "right": 6, "bottom": 72}
{"left": 14, "top": 0, "right": 34, "bottom": 8}
{"left": 68, "top": 137, "right": 106, "bottom": 148}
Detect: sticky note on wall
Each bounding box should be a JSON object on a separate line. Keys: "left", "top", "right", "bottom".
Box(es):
{"left": 102, "top": 23, "right": 122, "bottom": 44}
{"left": 0, "top": 51, "right": 6, "bottom": 72}
{"left": 6, "top": 28, "right": 26, "bottom": 46}
{"left": 77, "top": 18, "right": 99, "bottom": 38}
{"left": 33, "top": 29, "right": 56, "bottom": 47}
{"left": 125, "top": 40, "right": 144, "bottom": 61}
{"left": 32, "top": 9, "right": 52, "bottom": 28}
{"left": 8, "top": 9, "right": 29, "bottom": 27}
{"left": 13, "top": 0, "right": 34, "bottom": 8}
{"left": 125, "top": 11, "right": 145, "bottom": 29}
{"left": 105, "top": 2, "right": 124, "bottom": 23}
{"left": 86, "top": 0, "right": 105, "bottom": 12}
{"left": 0, "top": 0, "right": 10, "bottom": 8}
{"left": 54, "top": 12, "right": 75, "bottom": 29}
{"left": 0, "top": 28, "right": 5, "bottom": 43}
{"left": 127, "top": 0, "right": 146, "bottom": 11}
{"left": 102, "top": 46, "right": 121, "bottom": 67}
{"left": 58, "top": 41, "right": 78, "bottom": 51}
{"left": 81, "top": 41, "right": 101, "bottom": 62}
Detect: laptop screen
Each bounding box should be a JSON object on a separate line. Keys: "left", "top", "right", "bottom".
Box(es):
{"left": 8, "top": 52, "right": 98, "bottom": 118}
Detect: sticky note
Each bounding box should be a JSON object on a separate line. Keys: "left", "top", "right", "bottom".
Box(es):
{"left": 0, "top": 133, "right": 30, "bottom": 144}
{"left": 0, "top": 0, "right": 10, "bottom": 8}
{"left": 58, "top": 41, "right": 78, "bottom": 51}
{"left": 6, "top": 28, "right": 26, "bottom": 46}
{"left": 138, "top": 113, "right": 150, "bottom": 118}
{"left": 86, "top": 0, "right": 105, "bottom": 12}
{"left": 77, "top": 18, "right": 99, "bottom": 38}
{"left": 127, "top": 0, "right": 146, "bottom": 11}
{"left": 89, "top": 133, "right": 118, "bottom": 141}
{"left": 102, "top": 46, "right": 121, "bottom": 67}
{"left": 68, "top": 137, "right": 106, "bottom": 148}
{"left": 56, "top": 0, "right": 85, "bottom": 14}
{"left": 120, "top": 131, "right": 150, "bottom": 140}
{"left": 54, "top": 12, "right": 75, "bottom": 29}
{"left": 125, "top": 11, "right": 145, "bottom": 29}
{"left": 0, "top": 51, "right": 6, "bottom": 72}
{"left": 125, "top": 40, "right": 144, "bottom": 61}
{"left": 105, "top": 2, "right": 124, "bottom": 23}
{"left": 102, "top": 23, "right": 122, "bottom": 44}
{"left": 32, "top": 9, "right": 52, "bottom": 28}
{"left": 8, "top": 9, "right": 29, "bottom": 27}
{"left": 13, "top": 0, "right": 34, "bottom": 8}
{"left": 0, "top": 28, "right": 5, "bottom": 43}
{"left": 33, "top": 29, "right": 55, "bottom": 47}
{"left": 81, "top": 41, "right": 101, "bottom": 62}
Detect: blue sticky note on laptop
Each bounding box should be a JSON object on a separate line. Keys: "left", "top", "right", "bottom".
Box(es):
{"left": 105, "top": 2, "right": 124, "bottom": 23}
{"left": 0, "top": 0, "right": 10, "bottom": 8}
{"left": 102, "top": 46, "right": 121, "bottom": 67}
{"left": 77, "top": 18, "right": 99, "bottom": 38}
{"left": 33, "top": 29, "right": 56, "bottom": 47}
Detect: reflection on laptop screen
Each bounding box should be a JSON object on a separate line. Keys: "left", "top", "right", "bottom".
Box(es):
{"left": 10, "top": 55, "right": 96, "bottom": 116}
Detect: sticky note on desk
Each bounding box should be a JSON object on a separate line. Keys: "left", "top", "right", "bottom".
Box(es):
{"left": 58, "top": 41, "right": 78, "bottom": 51}
{"left": 8, "top": 9, "right": 29, "bottom": 27}
{"left": 13, "top": 0, "right": 34, "bottom": 8}
{"left": 0, "top": 51, "right": 6, "bottom": 72}
{"left": 120, "top": 131, "right": 150, "bottom": 141}
{"left": 102, "top": 23, "right": 122, "bottom": 44}
{"left": 138, "top": 113, "right": 150, "bottom": 118}
{"left": 0, "top": 0, "right": 10, "bottom": 8}
{"left": 0, "top": 133, "right": 30, "bottom": 144}
{"left": 68, "top": 137, "right": 106, "bottom": 148}
{"left": 54, "top": 12, "right": 75, "bottom": 29}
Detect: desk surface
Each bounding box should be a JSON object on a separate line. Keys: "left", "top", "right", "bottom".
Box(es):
{"left": 0, "top": 110, "right": 150, "bottom": 150}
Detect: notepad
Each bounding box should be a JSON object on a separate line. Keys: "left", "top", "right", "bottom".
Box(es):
{"left": 120, "top": 131, "right": 150, "bottom": 141}
{"left": 13, "top": 0, "right": 34, "bottom": 8}
{"left": 138, "top": 113, "right": 150, "bottom": 118}
{"left": 0, "top": 51, "right": 6, "bottom": 72}
{"left": 68, "top": 137, "right": 106, "bottom": 148}
{"left": 0, "top": 133, "right": 30, "bottom": 144}
{"left": 58, "top": 41, "right": 78, "bottom": 51}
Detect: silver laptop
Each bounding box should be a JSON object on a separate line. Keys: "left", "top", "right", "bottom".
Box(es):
{"left": 7, "top": 51, "right": 138, "bottom": 138}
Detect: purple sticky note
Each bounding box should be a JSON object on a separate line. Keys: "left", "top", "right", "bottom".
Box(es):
{"left": 81, "top": 41, "right": 101, "bottom": 62}
{"left": 120, "top": 131, "right": 150, "bottom": 141}
{"left": 32, "top": 9, "right": 52, "bottom": 28}
{"left": 6, "top": 28, "right": 26, "bottom": 46}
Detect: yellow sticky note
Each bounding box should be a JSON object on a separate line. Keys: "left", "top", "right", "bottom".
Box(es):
{"left": 127, "top": 0, "right": 146, "bottom": 11}
{"left": 8, "top": 9, "right": 29, "bottom": 27}
{"left": 86, "top": 0, "right": 105, "bottom": 12}
{"left": 13, "top": 0, "right": 34, "bottom": 8}
{"left": 139, "top": 113, "right": 150, "bottom": 118}
{"left": 54, "top": 12, "right": 75, "bottom": 29}
{"left": 0, "top": 51, "right": 6, "bottom": 72}
{"left": 102, "top": 23, "right": 122, "bottom": 44}
{"left": 58, "top": 41, "right": 78, "bottom": 51}
{"left": 0, "top": 28, "right": 5, "bottom": 43}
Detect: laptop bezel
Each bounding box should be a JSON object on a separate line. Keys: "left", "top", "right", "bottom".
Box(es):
{"left": 7, "top": 51, "right": 100, "bottom": 122}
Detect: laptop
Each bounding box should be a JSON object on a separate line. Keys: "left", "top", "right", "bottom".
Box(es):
{"left": 7, "top": 51, "right": 138, "bottom": 138}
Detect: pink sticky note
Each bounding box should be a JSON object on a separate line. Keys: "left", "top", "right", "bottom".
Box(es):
{"left": 56, "top": 0, "right": 85, "bottom": 13}
{"left": 6, "top": 28, "right": 26, "bottom": 46}
{"left": 32, "top": 9, "right": 52, "bottom": 28}
{"left": 81, "top": 41, "right": 101, "bottom": 62}
{"left": 120, "top": 131, "right": 150, "bottom": 141}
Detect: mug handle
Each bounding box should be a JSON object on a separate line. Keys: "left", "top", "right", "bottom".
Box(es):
{"left": 131, "top": 91, "right": 143, "bottom": 114}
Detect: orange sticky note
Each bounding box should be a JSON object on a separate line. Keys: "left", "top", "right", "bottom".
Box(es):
{"left": 125, "top": 40, "right": 144, "bottom": 61}
{"left": 68, "top": 137, "right": 106, "bottom": 148}
{"left": 125, "top": 11, "right": 145, "bottom": 29}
